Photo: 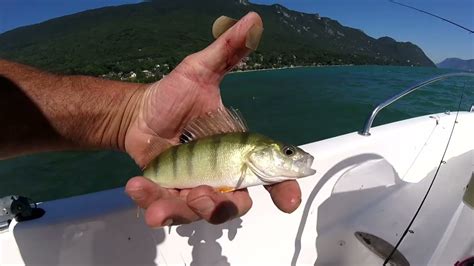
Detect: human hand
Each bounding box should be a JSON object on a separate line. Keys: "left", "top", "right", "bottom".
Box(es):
{"left": 124, "top": 12, "right": 302, "bottom": 227}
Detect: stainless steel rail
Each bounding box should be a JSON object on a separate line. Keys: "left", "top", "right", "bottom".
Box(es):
{"left": 359, "top": 72, "right": 474, "bottom": 136}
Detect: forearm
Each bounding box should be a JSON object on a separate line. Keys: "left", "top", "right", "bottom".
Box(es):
{"left": 0, "top": 59, "right": 146, "bottom": 158}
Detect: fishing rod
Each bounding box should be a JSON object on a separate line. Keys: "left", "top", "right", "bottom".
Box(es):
{"left": 389, "top": 0, "right": 474, "bottom": 34}
{"left": 383, "top": 80, "right": 469, "bottom": 265}
{"left": 380, "top": 2, "right": 472, "bottom": 263}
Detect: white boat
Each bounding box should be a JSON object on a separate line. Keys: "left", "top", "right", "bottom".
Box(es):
{"left": 1, "top": 73, "right": 473, "bottom": 266}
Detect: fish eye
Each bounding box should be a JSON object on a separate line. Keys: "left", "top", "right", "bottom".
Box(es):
{"left": 282, "top": 146, "right": 296, "bottom": 156}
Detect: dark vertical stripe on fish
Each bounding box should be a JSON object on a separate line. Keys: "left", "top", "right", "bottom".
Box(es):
{"left": 240, "top": 132, "right": 250, "bottom": 146}
{"left": 210, "top": 135, "right": 222, "bottom": 171}
{"left": 186, "top": 141, "right": 196, "bottom": 176}
{"left": 154, "top": 156, "right": 160, "bottom": 176}
{"left": 171, "top": 147, "right": 178, "bottom": 178}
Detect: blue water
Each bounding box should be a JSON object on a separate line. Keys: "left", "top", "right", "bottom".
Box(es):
{"left": 1, "top": 66, "right": 472, "bottom": 201}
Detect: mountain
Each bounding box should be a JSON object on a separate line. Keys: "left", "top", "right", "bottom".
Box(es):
{"left": 0, "top": 0, "right": 435, "bottom": 81}
{"left": 437, "top": 58, "right": 474, "bottom": 72}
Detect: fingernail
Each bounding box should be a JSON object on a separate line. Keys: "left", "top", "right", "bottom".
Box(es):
{"left": 163, "top": 219, "right": 173, "bottom": 227}
{"left": 212, "top": 15, "right": 238, "bottom": 39}
{"left": 245, "top": 24, "right": 263, "bottom": 50}
{"left": 189, "top": 196, "right": 215, "bottom": 215}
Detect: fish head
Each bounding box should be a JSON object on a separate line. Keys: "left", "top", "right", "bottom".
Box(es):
{"left": 247, "top": 142, "right": 316, "bottom": 184}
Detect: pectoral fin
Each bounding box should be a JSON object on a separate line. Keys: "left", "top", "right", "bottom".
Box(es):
{"left": 216, "top": 163, "right": 247, "bottom": 193}
{"left": 235, "top": 163, "right": 247, "bottom": 190}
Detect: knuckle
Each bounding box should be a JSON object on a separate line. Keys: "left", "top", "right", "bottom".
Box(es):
{"left": 182, "top": 53, "right": 200, "bottom": 68}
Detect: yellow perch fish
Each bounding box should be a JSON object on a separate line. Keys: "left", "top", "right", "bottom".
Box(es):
{"left": 143, "top": 108, "right": 316, "bottom": 192}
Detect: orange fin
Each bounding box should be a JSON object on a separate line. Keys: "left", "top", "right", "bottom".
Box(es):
{"left": 217, "top": 186, "right": 236, "bottom": 193}
{"left": 181, "top": 107, "right": 248, "bottom": 143}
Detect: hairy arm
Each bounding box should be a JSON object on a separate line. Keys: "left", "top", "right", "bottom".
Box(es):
{"left": 0, "top": 59, "right": 145, "bottom": 159}
{"left": 0, "top": 12, "right": 302, "bottom": 227}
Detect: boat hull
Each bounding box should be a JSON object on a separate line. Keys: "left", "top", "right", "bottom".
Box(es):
{"left": 1, "top": 112, "right": 473, "bottom": 265}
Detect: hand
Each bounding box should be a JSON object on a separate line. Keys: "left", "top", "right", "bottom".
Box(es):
{"left": 124, "top": 12, "right": 302, "bottom": 227}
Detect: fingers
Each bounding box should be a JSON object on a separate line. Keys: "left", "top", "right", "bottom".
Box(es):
{"left": 126, "top": 176, "right": 301, "bottom": 226}
{"left": 265, "top": 180, "right": 302, "bottom": 213}
{"left": 126, "top": 178, "right": 253, "bottom": 227}
{"left": 174, "top": 12, "right": 263, "bottom": 85}
{"left": 126, "top": 176, "right": 199, "bottom": 227}
{"left": 187, "top": 186, "right": 253, "bottom": 224}
{"left": 201, "top": 12, "right": 263, "bottom": 75}
{"left": 125, "top": 176, "right": 170, "bottom": 209}
{"left": 145, "top": 198, "right": 199, "bottom": 227}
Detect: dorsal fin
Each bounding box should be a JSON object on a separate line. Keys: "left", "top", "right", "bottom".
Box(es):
{"left": 180, "top": 107, "right": 248, "bottom": 143}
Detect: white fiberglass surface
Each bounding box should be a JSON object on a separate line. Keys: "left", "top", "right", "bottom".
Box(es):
{"left": 1, "top": 112, "right": 473, "bottom": 266}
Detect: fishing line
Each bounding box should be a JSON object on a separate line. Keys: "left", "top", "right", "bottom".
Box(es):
{"left": 384, "top": 2, "right": 472, "bottom": 263}
{"left": 389, "top": 0, "right": 474, "bottom": 34}
{"left": 383, "top": 81, "right": 467, "bottom": 265}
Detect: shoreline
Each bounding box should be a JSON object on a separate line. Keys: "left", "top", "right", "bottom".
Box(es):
{"left": 228, "top": 64, "right": 441, "bottom": 74}
{"left": 228, "top": 64, "right": 356, "bottom": 74}
{"left": 104, "top": 64, "right": 441, "bottom": 82}
{"left": 230, "top": 65, "right": 306, "bottom": 74}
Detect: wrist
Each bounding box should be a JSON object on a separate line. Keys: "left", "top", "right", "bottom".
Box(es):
{"left": 123, "top": 83, "right": 162, "bottom": 167}
{"left": 123, "top": 82, "right": 177, "bottom": 167}
{"left": 60, "top": 75, "right": 147, "bottom": 152}
{"left": 106, "top": 82, "right": 147, "bottom": 152}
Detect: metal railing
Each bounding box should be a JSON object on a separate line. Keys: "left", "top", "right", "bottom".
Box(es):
{"left": 359, "top": 72, "right": 474, "bottom": 136}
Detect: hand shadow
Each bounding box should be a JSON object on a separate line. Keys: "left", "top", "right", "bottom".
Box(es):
{"left": 176, "top": 218, "right": 243, "bottom": 266}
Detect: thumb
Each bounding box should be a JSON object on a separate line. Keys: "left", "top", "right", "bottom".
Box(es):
{"left": 175, "top": 12, "right": 263, "bottom": 84}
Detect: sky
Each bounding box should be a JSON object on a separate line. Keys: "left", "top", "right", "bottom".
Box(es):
{"left": 0, "top": 0, "right": 472, "bottom": 63}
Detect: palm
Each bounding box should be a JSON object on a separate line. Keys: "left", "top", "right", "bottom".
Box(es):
{"left": 125, "top": 56, "right": 223, "bottom": 168}
{"left": 124, "top": 12, "right": 301, "bottom": 227}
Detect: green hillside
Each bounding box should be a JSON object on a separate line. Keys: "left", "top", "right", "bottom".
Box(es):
{"left": 0, "top": 0, "right": 435, "bottom": 81}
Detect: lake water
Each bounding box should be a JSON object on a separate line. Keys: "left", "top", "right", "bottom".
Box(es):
{"left": 1, "top": 65, "right": 472, "bottom": 201}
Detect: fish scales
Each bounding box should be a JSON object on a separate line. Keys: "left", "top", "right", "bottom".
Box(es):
{"left": 145, "top": 132, "right": 267, "bottom": 190}
{"left": 143, "top": 106, "right": 316, "bottom": 191}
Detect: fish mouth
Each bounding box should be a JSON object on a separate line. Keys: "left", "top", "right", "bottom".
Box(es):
{"left": 296, "top": 154, "right": 316, "bottom": 176}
